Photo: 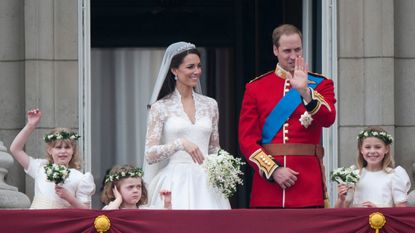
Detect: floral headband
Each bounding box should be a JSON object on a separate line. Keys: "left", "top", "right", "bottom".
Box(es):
{"left": 44, "top": 131, "right": 81, "bottom": 143}
{"left": 104, "top": 167, "right": 144, "bottom": 184}
{"left": 357, "top": 129, "right": 393, "bottom": 145}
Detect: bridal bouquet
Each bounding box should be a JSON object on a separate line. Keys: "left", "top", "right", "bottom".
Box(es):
{"left": 330, "top": 165, "right": 360, "bottom": 185}
{"left": 203, "top": 149, "right": 245, "bottom": 198}
{"left": 44, "top": 163, "right": 71, "bottom": 184}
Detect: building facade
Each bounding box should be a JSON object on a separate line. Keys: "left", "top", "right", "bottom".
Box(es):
{"left": 0, "top": 0, "right": 414, "bottom": 208}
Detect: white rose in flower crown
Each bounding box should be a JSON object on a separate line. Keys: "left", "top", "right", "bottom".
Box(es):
{"left": 202, "top": 149, "right": 245, "bottom": 198}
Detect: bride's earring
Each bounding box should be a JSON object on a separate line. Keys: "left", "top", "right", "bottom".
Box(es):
{"left": 174, "top": 76, "right": 178, "bottom": 81}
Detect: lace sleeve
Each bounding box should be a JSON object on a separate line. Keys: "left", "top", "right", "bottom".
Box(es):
{"left": 145, "top": 102, "right": 184, "bottom": 164}
{"left": 25, "top": 157, "right": 47, "bottom": 179}
{"left": 208, "top": 99, "right": 220, "bottom": 154}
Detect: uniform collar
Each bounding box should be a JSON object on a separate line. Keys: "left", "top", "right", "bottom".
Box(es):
{"left": 275, "top": 63, "right": 290, "bottom": 80}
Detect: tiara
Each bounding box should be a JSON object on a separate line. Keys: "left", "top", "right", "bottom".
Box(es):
{"left": 357, "top": 129, "right": 393, "bottom": 145}
{"left": 175, "top": 42, "right": 195, "bottom": 54}
{"left": 104, "top": 167, "right": 144, "bottom": 184}
{"left": 44, "top": 131, "right": 81, "bottom": 143}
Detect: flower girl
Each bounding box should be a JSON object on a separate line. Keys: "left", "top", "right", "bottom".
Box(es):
{"left": 335, "top": 127, "right": 411, "bottom": 208}
{"left": 101, "top": 165, "right": 171, "bottom": 209}
{"left": 10, "top": 108, "right": 95, "bottom": 209}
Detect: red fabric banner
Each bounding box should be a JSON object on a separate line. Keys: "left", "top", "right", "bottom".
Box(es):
{"left": 1, "top": 208, "right": 414, "bottom": 233}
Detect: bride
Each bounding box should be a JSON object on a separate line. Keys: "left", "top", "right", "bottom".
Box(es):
{"left": 144, "top": 42, "right": 231, "bottom": 209}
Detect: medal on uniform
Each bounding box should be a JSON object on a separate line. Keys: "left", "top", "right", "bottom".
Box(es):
{"left": 299, "top": 111, "right": 313, "bottom": 128}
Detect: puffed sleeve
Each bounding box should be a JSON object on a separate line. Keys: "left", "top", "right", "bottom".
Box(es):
{"left": 392, "top": 166, "right": 411, "bottom": 205}
{"left": 76, "top": 172, "right": 96, "bottom": 205}
{"left": 25, "top": 157, "right": 48, "bottom": 179}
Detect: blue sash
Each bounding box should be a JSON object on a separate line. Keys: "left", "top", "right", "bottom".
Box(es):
{"left": 261, "top": 74, "right": 324, "bottom": 144}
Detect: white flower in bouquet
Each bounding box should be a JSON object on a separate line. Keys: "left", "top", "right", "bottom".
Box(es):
{"left": 330, "top": 165, "right": 360, "bottom": 185}
{"left": 203, "top": 149, "right": 245, "bottom": 198}
{"left": 44, "top": 163, "right": 71, "bottom": 184}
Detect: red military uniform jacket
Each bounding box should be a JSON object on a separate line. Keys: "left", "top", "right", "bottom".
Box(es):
{"left": 239, "top": 64, "right": 336, "bottom": 208}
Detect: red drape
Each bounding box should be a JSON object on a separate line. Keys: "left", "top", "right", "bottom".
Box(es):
{"left": 1, "top": 208, "right": 415, "bottom": 233}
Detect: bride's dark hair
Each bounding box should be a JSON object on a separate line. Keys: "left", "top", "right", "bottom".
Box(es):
{"left": 157, "top": 48, "right": 201, "bottom": 101}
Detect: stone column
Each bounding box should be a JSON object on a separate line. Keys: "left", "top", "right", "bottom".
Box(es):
{"left": 394, "top": 0, "right": 415, "bottom": 183}
{"left": 0, "top": 141, "right": 30, "bottom": 208}
{"left": 0, "top": 0, "right": 27, "bottom": 194}
{"left": 338, "top": 0, "right": 395, "bottom": 166}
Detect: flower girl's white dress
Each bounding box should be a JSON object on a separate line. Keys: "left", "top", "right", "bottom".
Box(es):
{"left": 26, "top": 157, "right": 95, "bottom": 209}
{"left": 145, "top": 89, "right": 230, "bottom": 209}
{"left": 347, "top": 166, "right": 411, "bottom": 207}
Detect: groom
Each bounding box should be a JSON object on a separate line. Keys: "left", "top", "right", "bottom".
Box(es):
{"left": 238, "top": 24, "right": 336, "bottom": 208}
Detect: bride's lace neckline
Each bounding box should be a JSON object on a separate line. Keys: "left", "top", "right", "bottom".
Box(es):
{"left": 173, "top": 88, "right": 198, "bottom": 125}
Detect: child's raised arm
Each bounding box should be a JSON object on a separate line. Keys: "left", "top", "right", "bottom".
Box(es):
{"left": 10, "top": 109, "right": 42, "bottom": 170}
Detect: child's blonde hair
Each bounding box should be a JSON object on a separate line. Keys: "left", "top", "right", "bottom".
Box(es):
{"left": 357, "top": 127, "right": 394, "bottom": 172}
{"left": 44, "top": 128, "right": 81, "bottom": 170}
{"left": 101, "top": 165, "right": 148, "bottom": 207}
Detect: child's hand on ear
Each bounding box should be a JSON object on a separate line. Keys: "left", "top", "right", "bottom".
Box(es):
{"left": 113, "top": 186, "right": 122, "bottom": 202}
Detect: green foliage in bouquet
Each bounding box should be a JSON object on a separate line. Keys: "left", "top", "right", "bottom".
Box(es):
{"left": 203, "top": 149, "right": 245, "bottom": 198}
{"left": 44, "top": 163, "right": 71, "bottom": 184}
{"left": 330, "top": 165, "right": 360, "bottom": 184}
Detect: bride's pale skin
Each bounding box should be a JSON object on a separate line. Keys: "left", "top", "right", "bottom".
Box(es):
{"left": 171, "top": 53, "right": 205, "bottom": 164}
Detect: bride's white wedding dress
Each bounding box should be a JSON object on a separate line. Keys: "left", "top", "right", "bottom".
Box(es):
{"left": 144, "top": 89, "right": 230, "bottom": 209}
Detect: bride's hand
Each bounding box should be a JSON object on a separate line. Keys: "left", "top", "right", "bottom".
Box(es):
{"left": 181, "top": 138, "right": 204, "bottom": 164}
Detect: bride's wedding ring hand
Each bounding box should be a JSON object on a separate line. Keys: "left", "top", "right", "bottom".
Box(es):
{"left": 181, "top": 138, "right": 205, "bottom": 164}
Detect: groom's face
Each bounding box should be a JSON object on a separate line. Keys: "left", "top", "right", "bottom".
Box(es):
{"left": 273, "top": 33, "right": 303, "bottom": 73}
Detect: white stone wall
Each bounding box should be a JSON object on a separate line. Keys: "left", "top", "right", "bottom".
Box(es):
{"left": 338, "top": 0, "right": 415, "bottom": 184}
{"left": 0, "top": 0, "right": 79, "bottom": 200}
{"left": 395, "top": 0, "right": 415, "bottom": 183}
{"left": 0, "top": 0, "right": 26, "bottom": 193}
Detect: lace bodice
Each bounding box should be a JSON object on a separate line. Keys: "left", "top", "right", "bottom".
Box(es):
{"left": 145, "top": 89, "right": 220, "bottom": 164}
